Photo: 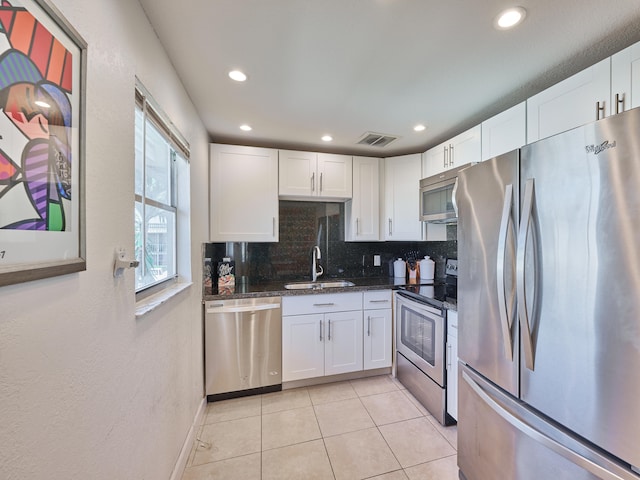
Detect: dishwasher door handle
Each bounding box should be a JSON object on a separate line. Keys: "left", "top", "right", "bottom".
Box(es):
{"left": 206, "top": 303, "right": 280, "bottom": 314}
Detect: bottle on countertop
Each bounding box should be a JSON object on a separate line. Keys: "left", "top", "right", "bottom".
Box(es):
{"left": 393, "top": 258, "right": 406, "bottom": 278}
{"left": 419, "top": 255, "right": 435, "bottom": 281}
{"left": 217, "top": 257, "right": 235, "bottom": 294}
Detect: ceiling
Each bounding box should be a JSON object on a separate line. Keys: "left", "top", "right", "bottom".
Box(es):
{"left": 138, "top": 0, "right": 640, "bottom": 157}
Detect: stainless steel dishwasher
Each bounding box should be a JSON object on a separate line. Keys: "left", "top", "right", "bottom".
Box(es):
{"left": 204, "top": 296, "right": 282, "bottom": 400}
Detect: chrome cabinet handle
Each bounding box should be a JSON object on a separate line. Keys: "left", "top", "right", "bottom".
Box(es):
{"left": 615, "top": 93, "right": 625, "bottom": 114}
{"left": 596, "top": 101, "right": 605, "bottom": 120}
{"left": 319, "top": 320, "right": 323, "bottom": 341}
{"left": 313, "top": 302, "right": 335, "bottom": 307}
{"left": 320, "top": 172, "right": 323, "bottom": 192}
{"left": 328, "top": 319, "right": 331, "bottom": 341}
{"left": 447, "top": 344, "right": 452, "bottom": 369}
{"left": 388, "top": 218, "right": 392, "bottom": 236}
{"left": 311, "top": 172, "right": 315, "bottom": 192}
{"left": 449, "top": 144, "right": 454, "bottom": 166}
{"left": 369, "top": 299, "right": 389, "bottom": 304}
{"left": 516, "top": 178, "right": 536, "bottom": 370}
{"left": 444, "top": 146, "right": 449, "bottom": 168}
{"left": 496, "top": 183, "right": 515, "bottom": 361}
{"left": 272, "top": 217, "right": 276, "bottom": 237}
{"left": 367, "top": 316, "right": 371, "bottom": 336}
{"left": 356, "top": 218, "right": 359, "bottom": 235}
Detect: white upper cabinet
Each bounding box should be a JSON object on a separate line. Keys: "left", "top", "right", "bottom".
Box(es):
{"left": 611, "top": 40, "right": 640, "bottom": 113}
{"left": 209, "top": 144, "right": 278, "bottom": 242}
{"left": 346, "top": 156, "right": 381, "bottom": 242}
{"left": 527, "top": 58, "right": 610, "bottom": 142}
{"left": 422, "top": 125, "right": 481, "bottom": 178}
{"left": 279, "top": 150, "right": 352, "bottom": 200}
{"left": 384, "top": 154, "right": 423, "bottom": 241}
{"left": 481, "top": 102, "right": 526, "bottom": 161}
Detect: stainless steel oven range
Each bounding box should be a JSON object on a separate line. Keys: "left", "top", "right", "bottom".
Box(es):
{"left": 395, "top": 259, "right": 457, "bottom": 426}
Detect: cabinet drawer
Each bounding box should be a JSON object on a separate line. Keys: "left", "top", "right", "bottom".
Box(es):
{"left": 283, "top": 292, "right": 362, "bottom": 316}
{"left": 363, "top": 290, "right": 392, "bottom": 309}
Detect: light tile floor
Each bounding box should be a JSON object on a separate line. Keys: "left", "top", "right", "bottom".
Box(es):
{"left": 181, "top": 375, "right": 458, "bottom": 480}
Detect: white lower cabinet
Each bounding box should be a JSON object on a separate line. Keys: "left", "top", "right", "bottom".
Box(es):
{"left": 363, "top": 291, "right": 393, "bottom": 370}
{"left": 446, "top": 310, "right": 458, "bottom": 420}
{"left": 282, "top": 290, "right": 392, "bottom": 382}
{"left": 282, "top": 292, "right": 363, "bottom": 382}
{"left": 324, "top": 310, "right": 364, "bottom": 376}
{"left": 282, "top": 313, "right": 326, "bottom": 381}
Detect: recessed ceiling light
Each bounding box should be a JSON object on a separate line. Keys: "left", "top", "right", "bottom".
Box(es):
{"left": 494, "top": 7, "right": 526, "bottom": 30}
{"left": 413, "top": 124, "right": 426, "bottom": 132}
{"left": 240, "top": 124, "right": 252, "bottom": 131}
{"left": 228, "top": 70, "right": 247, "bottom": 82}
{"left": 321, "top": 135, "right": 333, "bottom": 142}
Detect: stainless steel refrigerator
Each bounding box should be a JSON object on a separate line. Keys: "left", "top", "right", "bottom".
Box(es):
{"left": 455, "top": 107, "right": 640, "bottom": 480}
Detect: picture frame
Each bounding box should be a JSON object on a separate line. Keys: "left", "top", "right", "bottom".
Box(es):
{"left": 0, "top": 0, "right": 86, "bottom": 287}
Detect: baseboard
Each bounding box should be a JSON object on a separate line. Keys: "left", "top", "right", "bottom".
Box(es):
{"left": 282, "top": 367, "right": 392, "bottom": 390}
{"left": 169, "top": 396, "right": 207, "bottom": 480}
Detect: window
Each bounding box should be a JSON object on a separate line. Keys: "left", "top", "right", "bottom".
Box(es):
{"left": 134, "top": 83, "right": 189, "bottom": 292}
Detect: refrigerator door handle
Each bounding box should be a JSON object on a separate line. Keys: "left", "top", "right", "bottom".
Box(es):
{"left": 517, "top": 178, "right": 536, "bottom": 370}
{"left": 452, "top": 178, "right": 459, "bottom": 217}
{"left": 496, "top": 183, "right": 514, "bottom": 361}
{"left": 462, "top": 371, "right": 629, "bottom": 480}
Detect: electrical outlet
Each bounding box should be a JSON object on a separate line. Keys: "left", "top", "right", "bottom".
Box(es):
{"left": 373, "top": 254, "right": 381, "bottom": 267}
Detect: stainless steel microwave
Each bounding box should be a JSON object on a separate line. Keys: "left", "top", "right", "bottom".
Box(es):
{"left": 419, "top": 164, "right": 472, "bottom": 223}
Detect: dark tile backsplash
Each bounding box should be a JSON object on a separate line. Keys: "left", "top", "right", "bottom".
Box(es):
{"left": 205, "top": 201, "right": 457, "bottom": 285}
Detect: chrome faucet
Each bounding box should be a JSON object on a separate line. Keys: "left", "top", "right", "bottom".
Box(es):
{"left": 311, "top": 246, "right": 323, "bottom": 282}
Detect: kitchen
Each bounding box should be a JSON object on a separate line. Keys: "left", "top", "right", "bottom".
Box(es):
{"left": 2, "top": 1, "right": 640, "bottom": 480}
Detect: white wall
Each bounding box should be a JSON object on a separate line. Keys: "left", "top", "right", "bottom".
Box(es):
{"left": 0, "top": 1, "right": 209, "bottom": 479}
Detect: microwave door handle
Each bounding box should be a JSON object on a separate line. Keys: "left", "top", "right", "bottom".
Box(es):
{"left": 452, "top": 178, "right": 459, "bottom": 217}
{"left": 496, "top": 183, "right": 514, "bottom": 361}
{"left": 517, "top": 178, "right": 536, "bottom": 371}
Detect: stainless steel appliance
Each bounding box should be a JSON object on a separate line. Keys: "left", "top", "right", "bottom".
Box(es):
{"left": 456, "top": 108, "right": 640, "bottom": 479}
{"left": 395, "top": 259, "right": 458, "bottom": 426}
{"left": 204, "top": 296, "right": 282, "bottom": 400}
{"left": 419, "top": 164, "right": 470, "bottom": 223}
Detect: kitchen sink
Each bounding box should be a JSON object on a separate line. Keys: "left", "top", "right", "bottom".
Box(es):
{"left": 284, "top": 280, "right": 356, "bottom": 290}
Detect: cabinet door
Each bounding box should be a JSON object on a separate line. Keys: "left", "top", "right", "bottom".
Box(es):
{"left": 324, "top": 310, "right": 363, "bottom": 376}
{"left": 481, "top": 102, "right": 526, "bottom": 161}
{"left": 527, "top": 58, "right": 611, "bottom": 142}
{"left": 422, "top": 143, "right": 447, "bottom": 178}
{"left": 346, "top": 156, "right": 380, "bottom": 241}
{"left": 611, "top": 40, "right": 640, "bottom": 113}
{"left": 282, "top": 314, "right": 325, "bottom": 382}
{"left": 449, "top": 125, "right": 481, "bottom": 168}
{"left": 279, "top": 150, "right": 317, "bottom": 197}
{"left": 384, "top": 154, "right": 423, "bottom": 241}
{"left": 364, "top": 308, "right": 392, "bottom": 370}
{"left": 317, "top": 153, "right": 352, "bottom": 199}
{"left": 210, "top": 144, "right": 278, "bottom": 242}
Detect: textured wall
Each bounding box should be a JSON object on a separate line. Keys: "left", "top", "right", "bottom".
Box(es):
{"left": 0, "top": 1, "right": 208, "bottom": 479}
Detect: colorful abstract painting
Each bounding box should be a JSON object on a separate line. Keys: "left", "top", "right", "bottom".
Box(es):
{"left": 0, "top": 0, "right": 85, "bottom": 287}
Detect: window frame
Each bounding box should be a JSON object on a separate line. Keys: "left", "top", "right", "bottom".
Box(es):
{"left": 134, "top": 82, "right": 189, "bottom": 294}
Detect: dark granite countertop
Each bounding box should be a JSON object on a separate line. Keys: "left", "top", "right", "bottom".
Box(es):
{"left": 203, "top": 276, "right": 457, "bottom": 311}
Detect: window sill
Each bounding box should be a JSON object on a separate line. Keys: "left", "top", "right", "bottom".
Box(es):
{"left": 135, "top": 282, "right": 192, "bottom": 318}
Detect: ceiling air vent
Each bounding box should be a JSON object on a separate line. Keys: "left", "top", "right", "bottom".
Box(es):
{"left": 357, "top": 132, "right": 399, "bottom": 148}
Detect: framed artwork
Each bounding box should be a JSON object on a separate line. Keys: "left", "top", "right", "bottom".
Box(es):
{"left": 0, "top": 0, "right": 86, "bottom": 287}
